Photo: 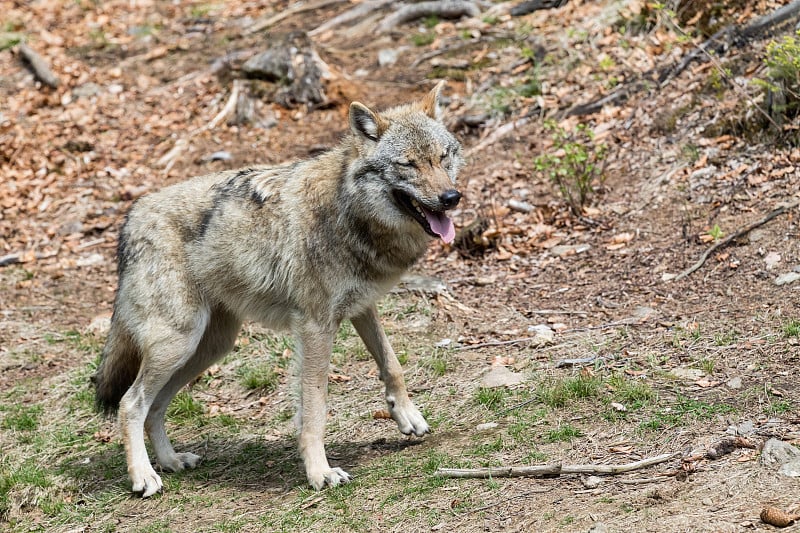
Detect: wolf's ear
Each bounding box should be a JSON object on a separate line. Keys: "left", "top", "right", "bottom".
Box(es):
{"left": 421, "top": 80, "right": 445, "bottom": 121}
{"left": 349, "top": 102, "right": 386, "bottom": 142}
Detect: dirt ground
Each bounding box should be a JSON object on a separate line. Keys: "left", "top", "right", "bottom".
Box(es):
{"left": 2, "top": 1, "right": 800, "bottom": 532}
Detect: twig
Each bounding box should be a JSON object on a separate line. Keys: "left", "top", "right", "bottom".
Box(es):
{"left": 435, "top": 452, "right": 680, "bottom": 479}
{"left": 673, "top": 199, "right": 799, "bottom": 281}
{"left": 245, "top": 0, "right": 347, "bottom": 35}
{"left": 378, "top": 1, "right": 481, "bottom": 33}
{"left": 157, "top": 80, "right": 243, "bottom": 172}
{"left": 309, "top": 0, "right": 394, "bottom": 37}
{"left": 464, "top": 117, "right": 531, "bottom": 158}
{"left": 0, "top": 250, "right": 59, "bottom": 267}
{"left": 18, "top": 43, "right": 59, "bottom": 88}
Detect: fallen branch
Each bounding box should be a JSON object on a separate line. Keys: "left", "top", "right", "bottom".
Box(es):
{"left": 309, "top": 0, "right": 394, "bottom": 36}
{"left": 435, "top": 452, "right": 680, "bottom": 479}
{"left": 246, "top": 0, "right": 347, "bottom": 35}
{"left": 18, "top": 43, "right": 59, "bottom": 88}
{"left": 0, "top": 250, "right": 59, "bottom": 268}
{"left": 378, "top": 1, "right": 481, "bottom": 33}
{"left": 673, "top": 199, "right": 800, "bottom": 281}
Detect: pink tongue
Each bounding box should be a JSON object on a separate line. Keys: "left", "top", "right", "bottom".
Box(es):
{"left": 422, "top": 207, "right": 455, "bottom": 244}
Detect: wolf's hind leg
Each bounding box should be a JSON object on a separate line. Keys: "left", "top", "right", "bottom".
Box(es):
{"left": 351, "top": 305, "right": 430, "bottom": 437}
{"left": 145, "top": 309, "right": 241, "bottom": 473}
{"left": 120, "top": 310, "right": 210, "bottom": 498}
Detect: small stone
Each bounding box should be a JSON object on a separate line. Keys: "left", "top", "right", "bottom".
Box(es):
{"left": 550, "top": 244, "right": 591, "bottom": 257}
{"left": 435, "top": 338, "right": 452, "bottom": 348}
{"left": 377, "top": 48, "right": 401, "bottom": 66}
{"left": 735, "top": 420, "right": 754, "bottom": 436}
{"left": 725, "top": 376, "right": 742, "bottom": 389}
{"left": 775, "top": 272, "right": 800, "bottom": 286}
{"left": 582, "top": 475, "right": 602, "bottom": 489}
{"left": 76, "top": 253, "right": 105, "bottom": 267}
{"left": 760, "top": 438, "right": 800, "bottom": 466}
{"left": 476, "top": 422, "right": 498, "bottom": 431}
{"left": 527, "top": 324, "right": 555, "bottom": 346}
{"left": 778, "top": 459, "right": 800, "bottom": 477}
{"left": 587, "top": 523, "right": 609, "bottom": 533}
{"left": 481, "top": 365, "right": 526, "bottom": 388}
{"left": 670, "top": 367, "right": 705, "bottom": 381}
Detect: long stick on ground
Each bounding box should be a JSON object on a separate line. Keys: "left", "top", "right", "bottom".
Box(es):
{"left": 435, "top": 452, "right": 679, "bottom": 479}
{"left": 673, "top": 199, "right": 800, "bottom": 281}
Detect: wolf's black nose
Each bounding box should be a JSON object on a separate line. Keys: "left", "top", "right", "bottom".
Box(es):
{"left": 439, "top": 190, "right": 462, "bottom": 209}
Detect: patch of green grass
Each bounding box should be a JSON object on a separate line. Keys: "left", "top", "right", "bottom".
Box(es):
{"left": 423, "top": 15, "right": 439, "bottom": 28}
{"left": 1, "top": 403, "right": 43, "bottom": 431}
{"left": 764, "top": 399, "right": 793, "bottom": 416}
{"left": 537, "top": 374, "right": 602, "bottom": 408}
{"left": 522, "top": 449, "right": 548, "bottom": 464}
{"left": 474, "top": 387, "right": 508, "bottom": 411}
{"left": 544, "top": 423, "right": 582, "bottom": 443}
{"left": 606, "top": 374, "right": 657, "bottom": 408}
{"left": 783, "top": 320, "right": 800, "bottom": 337}
{"left": 713, "top": 330, "right": 737, "bottom": 346}
{"left": 423, "top": 353, "right": 448, "bottom": 377}
{"left": 411, "top": 32, "right": 435, "bottom": 47}
{"left": 640, "top": 396, "right": 736, "bottom": 431}
{"left": 237, "top": 362, "right": 280, "bottom": 393}
{"left": 167, "top": 391, "right": 205, "bottom": 422}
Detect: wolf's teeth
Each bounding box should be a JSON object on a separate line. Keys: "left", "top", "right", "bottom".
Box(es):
{"left": 411, "top": 199, "right": 419, "bottom": 207}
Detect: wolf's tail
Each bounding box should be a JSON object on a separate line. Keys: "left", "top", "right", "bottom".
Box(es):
{"left": 92, "top": 317, "right": 141, "bottom": 413}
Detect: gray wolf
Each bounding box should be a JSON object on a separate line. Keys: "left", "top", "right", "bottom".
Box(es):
{"left": 92, "top": 81, "right": 464, "bottom": 496}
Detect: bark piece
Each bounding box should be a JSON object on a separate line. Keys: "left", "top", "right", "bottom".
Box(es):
{"left": 18, "top": 43, "right": 59, "bottom": 89}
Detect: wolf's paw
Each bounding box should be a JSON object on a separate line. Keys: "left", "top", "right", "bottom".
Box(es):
{"left": 130, "top": 464, "right": 163, "bottom": 498}
{"left": 307, "top": 467, "right": 352, "bottom": 491}
{"left": 158, "top": 452, "right": 202, "bottom": 473}
{"left": 387, "top": 396, "right": 430, "bottom": 437}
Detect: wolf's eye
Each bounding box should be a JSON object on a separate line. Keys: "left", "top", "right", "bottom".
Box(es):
{"left": 440, "top": 152, "right": 451, "bottom": 167}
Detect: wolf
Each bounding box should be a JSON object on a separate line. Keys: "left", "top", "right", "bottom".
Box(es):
{"left": 92, "top": 81, "right": 464, "bottom": 497}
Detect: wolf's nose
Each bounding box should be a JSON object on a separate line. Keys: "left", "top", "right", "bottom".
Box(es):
{"left": 439, "top": 190, "right": 462, "bottom": 209}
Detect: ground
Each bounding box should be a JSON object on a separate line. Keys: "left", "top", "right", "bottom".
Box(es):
{"left": 1, "top": 1, "right": 800, "bottom": 532}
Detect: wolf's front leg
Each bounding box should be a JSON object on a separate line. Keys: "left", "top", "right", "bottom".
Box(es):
{"left": 296, "top": 320, "right": 351, "bottom": 490}
{"left": 352, "top": 306, "right": 430, "bottom": 437}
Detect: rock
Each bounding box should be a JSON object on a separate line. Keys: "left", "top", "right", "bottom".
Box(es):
{"left": 760, "top": 438, "right": 800, "bottom": 466}
{"left": 527, "top": 324, "right": 555, "bottom": 346}
{"left": 476, "top": 422, "right": 498, "bottom": 431}
{"left": 242, "top": 49, "right": 291, "bottom": 81}
{"left": 377, "top": 48, "right": 401, "bottom": 66}
{"left": 764, "top": 252, "right": 781, "bottom": 270}
{"left": 587, "top": 523, "right": 608, "bottom": 533}
{"left": 778, "top": 459, "right": 800, "bottom": 477}
{"left": 555, "top": 355, "right": 597, "bottom": 368}
{"left": 76, "top": 253, "right": 105, "bottom": 267}
{"left": 550, "top": 244, "right": 591, "bottom": 257}
{"left": 582, "top": 475, "right": 602, "bottom": 489}
{"left": 725, "top": 376, "right": 743, "bottom": 389}
{"left": 435, "top": 338, "right": 452, "bottom": 348}
{"left": 670, "top": 367, "right": 705, "bottom": 381}
{"left": 481, "top": 365, "right": 526, "bottom": 388}
{"left": 774, "top": 272, "right": 800, "bottom": 286}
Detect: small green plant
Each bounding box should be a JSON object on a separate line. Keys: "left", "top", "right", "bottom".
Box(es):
{"left": 534, "top": 121, "right": 608, "bottom": 216}
{"left": 168, "top": 391, "right": 204, "bottom": 421}
{"left": 423, "top": 354, "right": 448, "bottom": 377}
{"left": 474, "top": 387, "right": 507, "bottom": 411}
{"left": 783, "top": 320, "right": 800, "bottom": 338}
{"left": 1, "top": 404, "right": 43, "bottom": 431}
{"left": 756, "top": 31, "right": 800, "bottom": 124}
{"left": 537, "top": 374, "right": 601, "bottom": 408}
{"left": 237, "top": 362, "right": 280, "bottom": 392}
{"left": 708, "top": 224, "right": 724, "bottom": 240}
{"left": 545, "top": 423, "right": 582, "bottom": 442}
{"left": 411, "top": 32, "right": 435, "bottom": 47}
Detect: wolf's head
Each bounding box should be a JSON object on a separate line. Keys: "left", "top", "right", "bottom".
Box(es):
{"left": 345, "top": 82, "right": 464, "bottom": 244}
